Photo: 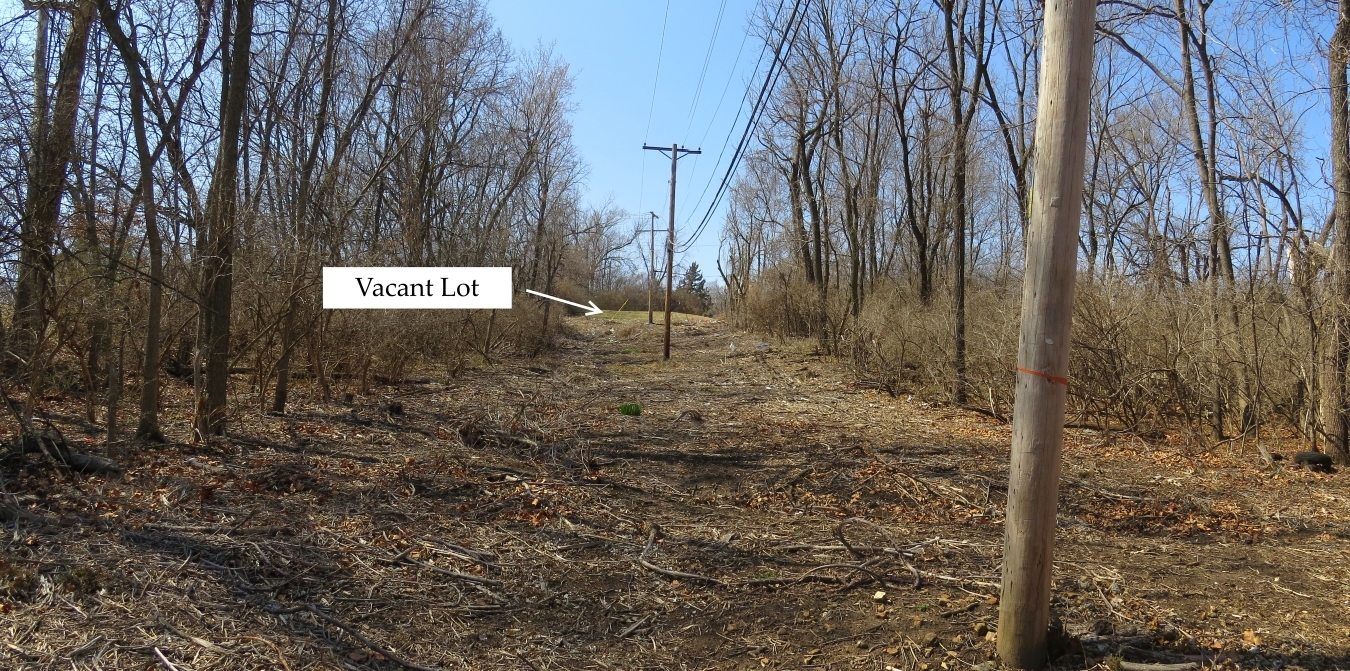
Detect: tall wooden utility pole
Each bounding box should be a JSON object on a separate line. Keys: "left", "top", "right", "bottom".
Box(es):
{"left": 642, "top": 143, "right": 700, "bottom": 360}
{"left": 997, "top": 0, "right": 1098, "bottom": 667}
{"left": 647, "top": 212, "right": 659, "bottom": 324}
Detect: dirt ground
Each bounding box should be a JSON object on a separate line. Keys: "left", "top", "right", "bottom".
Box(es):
{"left": 2, "top": 312, "right": 1348, "bottom": 671}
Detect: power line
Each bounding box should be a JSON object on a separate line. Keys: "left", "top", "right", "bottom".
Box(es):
{"left": 677, "top": 8, "right": 753, "bottom": 227}
{"left": 682, "top": 0, "right": 730, "bottom": 140}
{"left": 679, "top": 0, "right": 809, "bottom": 253}
{"left": 638, "top": 0, "right": 674, "bottom": 221}
{"left": 677, "top": 0, "right": 789, "bottom": 231}
{"left": 696, "top": 26, "right": 752, "bottom": 151}
{"left": 673, "top": 0, "right": 733, "bottom": 188}
{"left": 644, "top": 0, "right": 673, "bottom": 140}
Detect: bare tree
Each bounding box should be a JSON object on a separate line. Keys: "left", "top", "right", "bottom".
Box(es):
{"left": 937, "top": 0, "right": 990, "bottom": 404}
{"left": 1325, "top": 0, "right": 1350, "bottom": 465}
{"left": 195, "top": 0, "right": 255, "bottom": 438}
{"left": 12, "top": 2, "right": 94, "bottom": 401}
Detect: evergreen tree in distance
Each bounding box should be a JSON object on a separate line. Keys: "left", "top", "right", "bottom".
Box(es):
{"left": 678, "top": 262, "right": 712, "bottom": 314}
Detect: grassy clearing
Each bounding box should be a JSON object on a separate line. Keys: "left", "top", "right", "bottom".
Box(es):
{"left": 594, "top": 308, "right": 714, "bottom": 324}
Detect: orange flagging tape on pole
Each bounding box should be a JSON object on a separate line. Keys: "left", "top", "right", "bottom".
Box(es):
{"left": 1017, "top": 367, "right": 1068, "bottom": 387}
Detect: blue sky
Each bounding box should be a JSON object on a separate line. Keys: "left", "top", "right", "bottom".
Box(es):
{"left": 486, "top": 0, "right": 763, "bottom": 282}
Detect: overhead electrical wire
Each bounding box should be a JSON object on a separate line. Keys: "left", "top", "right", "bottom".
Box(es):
{"left": 677, "top": 23, "right": 759, "bottom": 232}
{"left": 696, "top": 27, "right": 752, "bottom": 152}
{"left": 644, "top": 0, "right": 674, "bottom": 140}
{"left": 638, "top": 0, "right": 674, "bottom": 219}
{"left": 677, "top": 0, "right": 792, "bottom": 232}
{"left": 677, "top": 13, "right": 753, "bottom": 223}
{"left": 672, "top": 0, "right": 732, "bottom": 190}
{"left": 682, "top": 0, "right": 730, "bottom": 140}
{"left": 678, "top": 0, "right": 808, "bottom": 253}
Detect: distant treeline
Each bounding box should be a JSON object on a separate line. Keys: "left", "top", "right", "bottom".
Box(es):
{"left": 0, "top": 0, "right": 633, "bottom": 441}
{"left": 720, "top": 0, "right": 1350, "bottom": 462}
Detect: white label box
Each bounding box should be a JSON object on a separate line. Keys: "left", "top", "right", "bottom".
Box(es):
{"left": 323, "top": 267, "right": 512, "bottom": 309}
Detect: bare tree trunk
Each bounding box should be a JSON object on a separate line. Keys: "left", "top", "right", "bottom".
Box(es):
{"left": 945, "top": 30, "right": 969, "bottom": 403}
{"left": 106, "top": 363, "right": 119, "bottom": 441}
{"left": 10, "top": 7, "right": 48, "bottom": 377}
{"left": 1174, "top": 0, "right": 1237, "bottom": 439}
{"left": 72, "top": 36, "right": 110, "bottom": 422}
{"left": 274, "top": 0, "right": 341, "bottom": 414}
{"left": 1324, "top": 3, "right": 1350, "bottom": 465}
{"left": 13, "top": 3, "right": 94, "bottom": 379}
{"left": 105, "top": 331, "right": 123, "bottom": 441}
{"left": 311, "top": 314, "right": 332, "bottom": 402}
{"left": 939, "top": 0, "right": 988, "bottom": 405}
{"left": 196, "top": 0, "right": 255, "bottom": 438}
{"left": 99, "top": 0, "right": 167, "bottom": 441}
{"left": 789, "top": 120, "right": 816, "bottom": 285}
{"left": 887, "top": 75, "right": 933, "bottom": 304}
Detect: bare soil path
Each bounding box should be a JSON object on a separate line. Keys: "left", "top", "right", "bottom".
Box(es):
{"left": 2, "top": 313, "right": 1348, "bottom": 670}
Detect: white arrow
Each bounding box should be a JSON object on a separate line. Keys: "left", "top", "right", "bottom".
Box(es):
{"left": 525, "top": 289, "right": 603, "bottom": 316}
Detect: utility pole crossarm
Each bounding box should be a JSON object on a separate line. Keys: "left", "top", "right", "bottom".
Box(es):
{"left": 643, "top": 144, "right": 702, "bottom": 156}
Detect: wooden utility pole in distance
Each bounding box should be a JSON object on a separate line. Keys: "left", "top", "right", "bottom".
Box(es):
{"left": 646, "top": 212, "right": 659, "bottom": 324}
{"left": 642, "top": 143, "right": 700, "bottom": 360}
{"left": 997, "top": 0, "right": 1098, "bottom": 668}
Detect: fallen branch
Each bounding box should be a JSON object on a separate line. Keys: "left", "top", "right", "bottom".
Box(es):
{"left": 638, "top": 527, "right": 725, "bottom": 585}
{"left": 142, "top": 523, "right": 292, "bottom": 537}
{"left": 64, "top": 635, "right": 104, "bottom": 658}
{"left": 775, "top": 543, "right": 911, "bottom": 554}
{"left": 835, "top": 518, "right": 921, "bottom": 588}
{"left": 515, "top": 651, "right": 544, "bottom": 671}
{"left": 4, "top": 641, "right": 37, "bottom": 661}
{"left": 772, "top": 466, "right": 814, "bottom": 491}
{"left": 736, "top": 574, "right": 848, "bottom": 587}
{"left": 1117, "top": 663, "right": 1198, "bottom": 671}
{"left": 636, "top": 524, "right": 926, "bottom": 592}
{"left": 157, "top": 620, "right": 223, "bottom": 651}
{"left": 0, "top": 502, "right": 54, "bottom": 526}
{"left": 65, "top": 451, "right": 123, "bottom": 475}
{"left": 819, "top": 623, "right": 885, "bottom": 647}
{"left": 266, "top": 603, "right": 443, "bottom": 671}
{"left": 243, "top": 636, "right": 291, "bottom": 671}
{"left": 617, "top": 613, "right": 652, "bottom": 638}
{"left": 186, "top": 457, "right": 227, "bottom": 474}
{"left": 153, "top": 648, "right": 182, "bottom": 671}
{"left": 18, "top": 431, "right": 122, "bottom": 476}
{"left": 959, "top": 404, "right": 1007, "bottom": 424}
{"left": 805, "top": 560, "right": 892, "bottom": 589}
{"left": 389, "top": 548, "right": 503, "bottom": 586}
{"left": 918, "top": 572, "right": 1001, "bottom": 589}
